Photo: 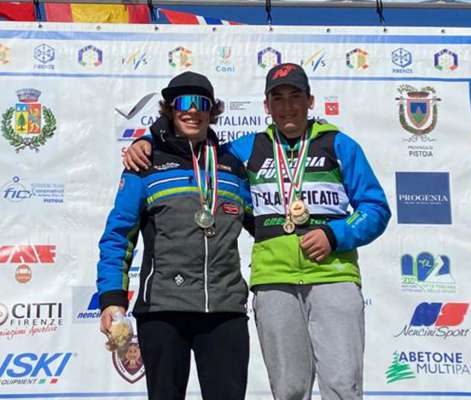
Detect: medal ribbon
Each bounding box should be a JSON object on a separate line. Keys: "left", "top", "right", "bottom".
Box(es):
{"left": 190, "top": 140, "right": 218, "bottom": 216}
{"left": 272, "top": 127, "right": 311, "bottom": 217}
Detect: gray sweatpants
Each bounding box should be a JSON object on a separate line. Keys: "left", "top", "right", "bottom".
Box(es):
{"left": 253, "top": 283, "right": 364, "bottom": 400}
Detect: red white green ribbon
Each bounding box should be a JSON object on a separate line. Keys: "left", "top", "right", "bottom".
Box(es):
{"left": 272, "top": 127, "right": 311, "bottom": 217}
{"left": 190, "top": 140, "right": 218, "bottom": 216}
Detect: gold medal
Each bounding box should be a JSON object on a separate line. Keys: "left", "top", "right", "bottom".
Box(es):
{"left": 289, "top": 199, "right": 310, "bottom": 225}
{"left": 283, "top": 218, "right": 296, "bottom": 234}
{"left": 194, "top": 209, "right": 215, "bottom": 229}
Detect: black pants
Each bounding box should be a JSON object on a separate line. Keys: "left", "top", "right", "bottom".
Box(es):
{"left": 136, "top": 312, "right": 249, "bottom": 400}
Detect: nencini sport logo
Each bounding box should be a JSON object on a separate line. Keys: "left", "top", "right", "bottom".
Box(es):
{"left": 386, "top": 350, "right": 471, "bottom": 383}
{"left": 2, "top": 89, "right": 56, "bottom": 152}
{"left": 395, "top": 302, "right": 469, "bottom": 339}
{"left": 396, "top": 84, "right": 441, "bottom": 136}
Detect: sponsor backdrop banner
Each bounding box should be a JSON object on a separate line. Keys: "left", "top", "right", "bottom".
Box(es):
{"left": 0, "top": 22, "right": 470, "bottom": 400}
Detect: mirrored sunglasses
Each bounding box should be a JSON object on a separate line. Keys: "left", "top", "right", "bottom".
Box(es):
{"left": 172, "top": 95, "right": 212, "bottom": 112}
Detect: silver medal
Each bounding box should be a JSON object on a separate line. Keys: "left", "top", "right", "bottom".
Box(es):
{"left": 194, "top": 209, "right": 215, "bottom": 229}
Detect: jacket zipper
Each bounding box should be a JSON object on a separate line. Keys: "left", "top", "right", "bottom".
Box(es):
{"left": 143, "top": 258, "right": 154, "bottom": 303}
{"left": 204, "top": 235, "right": 209, "bottom": 312}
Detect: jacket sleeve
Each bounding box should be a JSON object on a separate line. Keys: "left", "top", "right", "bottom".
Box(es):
{"left": 240, "top": 171, "right": 255, "bottom": 237}
{"left": 323, "top": 133, "right": 391, "bottom": 252}
{"left": 225, "top": 133, "right": 256, "bottom": 167}
{"left": 224, "top": 135, "right": 257, "bottom": 237}
{"left": 96, "top": 171, "right": 146, "bottom": 311}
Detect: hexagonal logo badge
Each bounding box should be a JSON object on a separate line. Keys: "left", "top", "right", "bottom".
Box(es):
{"left": 257, "top": 47, "right": 281, "bottom": 69}
{"left": 168, "top": 46, "right": 192, "bottom": 70}
{"left": 434, "top": 49, "right": 458, "bottom": 71}
{"left": 78, "top": 45, "right": 103, "bottom": 68}
{"left": 346, "top": 48, "right": 369, "bottom": 70}
{"left": 392, "top": 48, "right": 412, "bottom": 68}
{"left": 34, "top": 44, "right": 55, "bottom": 65}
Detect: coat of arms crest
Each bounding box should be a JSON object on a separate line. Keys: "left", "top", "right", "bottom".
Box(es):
{"left": 2, "top": 88, "right": 56, "bottom": 152}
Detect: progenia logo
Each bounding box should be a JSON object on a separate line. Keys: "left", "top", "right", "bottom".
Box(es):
{"left": 395, "top": 302, "right": 470, "bottom": 340}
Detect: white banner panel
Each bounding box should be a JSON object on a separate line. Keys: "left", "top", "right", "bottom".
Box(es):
{"left": 0, "top": 22, "right": 470, "bottom": 400}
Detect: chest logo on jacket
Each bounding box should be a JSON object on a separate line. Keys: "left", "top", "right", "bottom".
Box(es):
{"left": 256, "top": 156, "right": 326, "bottom": 180}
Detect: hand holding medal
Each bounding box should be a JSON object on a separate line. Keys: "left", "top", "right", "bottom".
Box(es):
{"left": 103, "top": 306, "right": 133, "bottom": 353}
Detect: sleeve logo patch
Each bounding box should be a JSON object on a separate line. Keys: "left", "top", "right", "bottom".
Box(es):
{"left": 223, "top": 203, "right": 239, "bottom": 215}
